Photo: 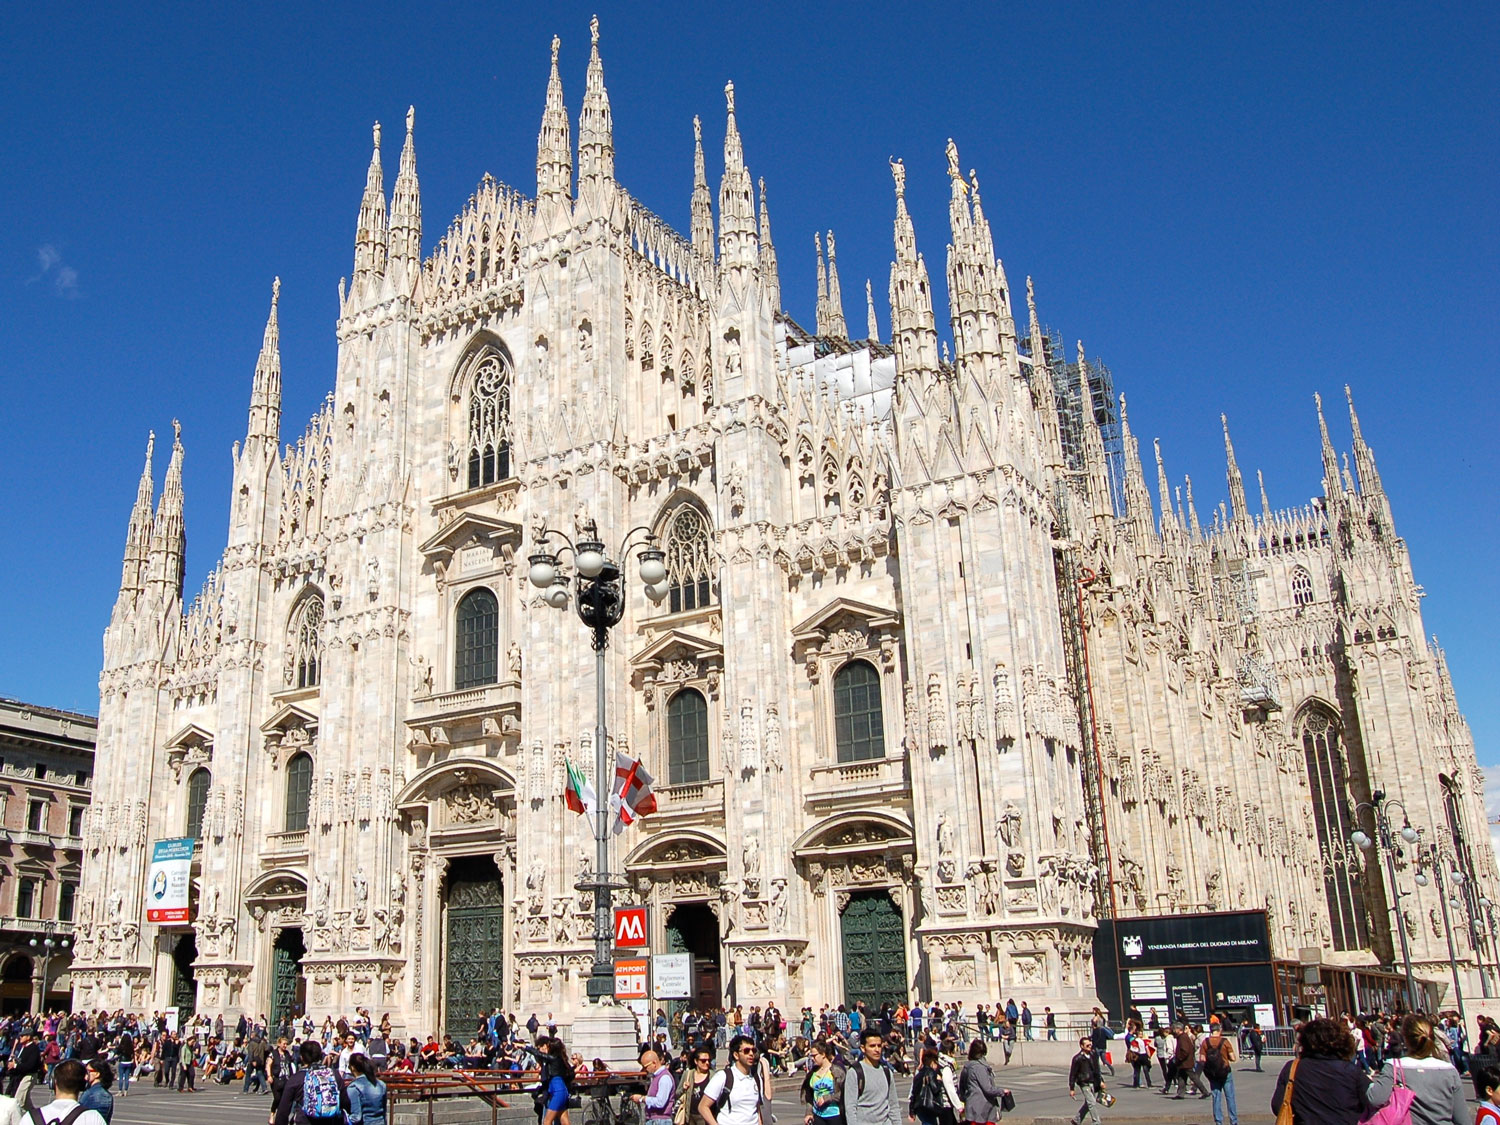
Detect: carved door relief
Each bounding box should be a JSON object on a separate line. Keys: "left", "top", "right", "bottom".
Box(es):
{"left": 443, "top": 857, "right": 505, "bottom": 1034}
{"left": 839, "top": 890, "right": 906, "bottom": 1010}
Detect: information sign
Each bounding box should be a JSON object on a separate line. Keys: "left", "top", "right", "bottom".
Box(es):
{"left": 614, "top": 957, "right": 649, "bottom": 1000}
{"left": 653, "top": 953, "right": 692, "bottom": 999}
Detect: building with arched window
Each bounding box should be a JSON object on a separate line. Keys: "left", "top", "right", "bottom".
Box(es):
{"left": 78, "top": 27, "right": 1495, "bottom": 1030}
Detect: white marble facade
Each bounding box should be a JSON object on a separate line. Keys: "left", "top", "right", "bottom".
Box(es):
{"left": 74, "top": 24, "right": 1495, "bottom": 1030}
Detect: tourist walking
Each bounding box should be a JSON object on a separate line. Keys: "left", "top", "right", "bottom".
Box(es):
{"left": 274, "top": 1040, "right": 352, "bottom": 1125}
{"left": 1367, "top": 1015, "right": 1465, "bottom": 1125}
{"left": 843, "top": 1030, "right": 899, "bottom": 1125}
{"left": 700, "top": 1035, "right": 766, "bottom": 1125}
{"left": 1244, "top": 1025, "right": 1263, "bottom": 1072}
{"left": 907, "top": 1047, "right": 958, "bottom": 1125}
{"left": 1068, "top": 1037, "right": 1104, "bottom": 1125}
{"left": 346, "top": 1052, "right": 388, "bottom": 1125}
{"left": 957, "top": 1039, "right": 1007, "bottom": 1124}
{"left": 1199, "top": 1020, "right": 1237, "bottom": 1125}
{"left": 802, "top": 1040, "right": 844, "bottom": 1125}
{"left": 1271, "top": 1017, "right": 1380, "bottom": 1125}
{"left": 80, "top": 1059, "right": 115, "bottom": 1123}
{"left": 26, "top": 1061, "right": 107, "bottom": 1125}
{"left": 679, "top": 1046, "right": 716, "bottom": 1125}
{"left": 1124, "top": 1021, "right": 1152, "bottom": 1089}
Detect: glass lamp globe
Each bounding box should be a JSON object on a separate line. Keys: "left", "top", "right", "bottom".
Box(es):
{"left": 1451, "top": 896, "right": 1462, "bottom": 909}
{"left": 545, "top": 580, "right": 570, "bottom": 609}
{"left": 575, "top": 541, "right": 607, "bottom": 578}
{"left": 529, "top": 554, "right": 558, "bottom": 589}
{"left": 1452, "top": 869, "right": 1466, "bottom": 885}
{"left": 644, "top": 580, "right": 669, "bottom": 604}
{"left": 1415, "top": 872, "right": 1429, "bottom": 887}
{"left": 1399, "top": 824, "right": 1419, "bottom": 844}
{"left": 637, "top": 548, "right": 667, "bottom": 586}
{"left": 1481, "top": 896, "right": 1493, "bottom": 909}
{"left": 1350, "top": 830, "right": 1372, "bottom": 850}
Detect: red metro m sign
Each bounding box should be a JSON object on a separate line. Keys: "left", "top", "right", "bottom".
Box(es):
{"left": 613, "top": 906, "right": 648, "bottom": 947}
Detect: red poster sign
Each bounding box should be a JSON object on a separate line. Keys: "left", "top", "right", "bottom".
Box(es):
{"left": 614, "top": 906, "right": 648, "bottom": 947}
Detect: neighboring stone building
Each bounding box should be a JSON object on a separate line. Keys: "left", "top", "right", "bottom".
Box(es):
{"left": 74, "top": 21, "right": 1494, "bottom": 1031}
{"left": 0, "top": 698, "right": 94, "bottom": 1012}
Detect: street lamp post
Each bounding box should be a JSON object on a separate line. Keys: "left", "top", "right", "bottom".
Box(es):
{"left": 1351, "top": 790, "right": 1420, "bottom": 1011}
{"left": 1414, "top": 843, "right": 1468, "bottom": 1032}
{"left": 28, "top": 928, "right": 70, "bottom": 1011}
{"left": 528, "top": 518, "right": 667, "bottom": 1004}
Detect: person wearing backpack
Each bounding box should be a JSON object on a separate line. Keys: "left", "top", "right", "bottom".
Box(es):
{"left": 273, "top": 1040, "right": 350, "bottom": 1125}
{"left": 843, "top": 1029, "right": 900, "bottom": 1125}
{"left": 22, "top": 1060, "right": 106, "bottom": 1125}
{"left": 1199, "top": 1020, "right": 1238, "bottom": 1125}
{"left": 700, "top": 1035, "right": 765, "bottom": 1125}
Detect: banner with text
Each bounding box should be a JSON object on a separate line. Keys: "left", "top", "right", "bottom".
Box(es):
{"left": 146, "top": 838, "right": 195, "bottom": 923}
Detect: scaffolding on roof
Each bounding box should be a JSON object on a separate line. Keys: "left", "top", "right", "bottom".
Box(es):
{"left": 1041, "top": 329, "right": 1127, "bottom": 517}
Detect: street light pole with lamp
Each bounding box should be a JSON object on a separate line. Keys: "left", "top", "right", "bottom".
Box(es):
{"left": 28, "top": 927, "right": 69, "bottom": 1011}
{"left": 1351, "top": 790, "right": 1420, "bottom": 1011}
{"left": 527, "top": 517, "right": 667, "bottom": 1015}
{"left": 1413, "top": 841, "right": 1469, "bottom": 1033}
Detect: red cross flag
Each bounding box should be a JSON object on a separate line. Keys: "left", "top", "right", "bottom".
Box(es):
{"left": 609, "top": 752, "right": 657, "bottom": 834}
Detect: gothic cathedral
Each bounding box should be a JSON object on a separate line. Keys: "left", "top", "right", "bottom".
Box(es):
{"left": 74, "top": 23, "right": 1495, "bottom": 1030}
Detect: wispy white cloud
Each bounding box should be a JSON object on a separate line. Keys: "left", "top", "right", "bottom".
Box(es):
{"left": 27, "top": 244, "right": 79, "bottom": 297}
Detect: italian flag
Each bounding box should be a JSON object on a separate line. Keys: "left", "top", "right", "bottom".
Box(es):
{"left": 609, "top": 752, "right": 658, "bottom": 834}
{"left": 564, "top": 760, "right": 596, "bottom": 817}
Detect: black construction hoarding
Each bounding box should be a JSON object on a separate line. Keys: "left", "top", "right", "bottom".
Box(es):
{"left": 1095, "top": 910, "right": 1280, "bottom": 1027}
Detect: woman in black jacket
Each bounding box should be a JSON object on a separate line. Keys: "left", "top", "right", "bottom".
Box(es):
{"left": 1271, "top": 1018, "right": 1385, "bottom": 1125}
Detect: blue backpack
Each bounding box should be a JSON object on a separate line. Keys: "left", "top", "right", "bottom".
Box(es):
{"left": 301, "top": 1065, "right": 342, "bottom": 1118}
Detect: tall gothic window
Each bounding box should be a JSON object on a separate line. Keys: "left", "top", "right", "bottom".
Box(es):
{"left": 1301, "top": 708, "right": 1368, "bottom": 951}
{"left": 455, "top": 588, "right": 500, "bottom": 690}
{"left": 833, "top": 660, "right": 885, "bottom": 763}
{"left": 289, "top": 594, "right": 324, "bottom": 689}
{"left": 661, "top": 506, "right": 714, "bottom": 614}
{"left": 1442, "top": 775, "right": 1478, "bottom": 887}
{"left": 284, "top": 752, "right": 314, "bottom": 833}
{"left": 185, "top": 768, "right": 212, "bottom": 840}
{"left": 667, "top": 689, "right": 710, "bottom": 785}
{"left": 1291, "top": 566, "right": 1315, "bottom": 607}
{"left": 466, "top": 353, "right": 512, "bottom": 489}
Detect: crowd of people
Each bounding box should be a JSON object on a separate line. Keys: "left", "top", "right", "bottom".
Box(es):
{"left": 6, "top": 1001, "right": 1500, "bottom": 1125}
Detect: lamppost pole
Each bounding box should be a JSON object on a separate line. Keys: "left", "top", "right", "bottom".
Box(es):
{"left": 1352, "top": 790, "right": 1419, "bottom": 1012}
{"left": 28, "top": 926, "right": 69, "bottom": 1012}
{"left": 1415, "top": 842, "right": 1468, "bottom": 1034}
{"left": 528, "top": 519, "right": 668, "bottom": 1003}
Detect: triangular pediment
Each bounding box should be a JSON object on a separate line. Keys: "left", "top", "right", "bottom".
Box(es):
{"left": 419, "top": 511, "right": 522, "bottom": 562}
{"left": 163, "top": 723, "right": 214, "bottom": 751}
{"left": 260, "top": 701, "right": 318, "bottom": 736}
{"left": 792, "top": 597, "right": 900, "bottom": 644}
{"left": 629, "top": 628, "right": 723, "bottom": 672}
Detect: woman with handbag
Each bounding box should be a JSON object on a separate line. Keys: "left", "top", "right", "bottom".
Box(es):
{"left": 908, "top": 1048, "right": 956, "bottom": 1125}
{"left": 957, "top": 1040, "right": 1008, "bottom": 1125}
{"left": 1366, "top": 1015, "right": 1464, "bottom": 1125}
{"left": 1271, "top": 1017, "right": 1382, "bottom": 1125}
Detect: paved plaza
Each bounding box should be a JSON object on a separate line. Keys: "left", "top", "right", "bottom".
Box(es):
{"left": 33, "top": 1060, "right": 1487, "bottom": 1125}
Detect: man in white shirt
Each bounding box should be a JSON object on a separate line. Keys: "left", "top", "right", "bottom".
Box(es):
{"left": 23, "top": 1061, "right": 107, "bottom": 1125}
{"left": 336, "top": 1033, "right": 360, "bottom": 1078}
{"left": 699, "top": 1035, "right": 763, "bottom": 1125}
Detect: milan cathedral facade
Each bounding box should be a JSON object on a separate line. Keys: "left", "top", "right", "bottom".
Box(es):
{"left": 74, "top": 23, "right": 1494, "bottom": 1031}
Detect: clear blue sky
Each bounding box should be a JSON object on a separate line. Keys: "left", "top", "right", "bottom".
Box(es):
{"left": 1, "top": 2, "right": 1495, "bottom": 758}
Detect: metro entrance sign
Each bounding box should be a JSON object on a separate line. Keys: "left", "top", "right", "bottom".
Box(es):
{"left": 614, "top": 906, "right": 648, "bottom": 947}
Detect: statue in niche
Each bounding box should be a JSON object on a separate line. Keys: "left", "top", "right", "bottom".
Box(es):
{"left": 998, "top": 802, "right": 1022, "bottom": 849}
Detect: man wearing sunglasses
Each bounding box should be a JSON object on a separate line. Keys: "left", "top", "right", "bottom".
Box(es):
{"left": 699, "top": 1036, "right": 764, "bottom": 1125}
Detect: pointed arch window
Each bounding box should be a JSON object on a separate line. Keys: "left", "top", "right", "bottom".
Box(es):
{"left": 284, "top": 752, "right": 314, "bottom": 833}
{"left": 455, "top": 588, "right": 500, "bottom": 690}
{"left": 185, "top": 768, "right": 212, "bottom": 840}
{"left": 1301, "top": 707, "right": 1367, "bottom": 951}
{"left": 466, "top": 353, "right": 513, "bottom": 489}
{"left": 667, "top": 689, "right": 711, "bottom": 786}
{"left": 1291, "top": 566, "right": 1315, "bottom": 608}
{"left": 289, "top": 594, "right": 324, "bottom": 689}
{"left": 661, "top": 506, "right": 714, "bottom": 614}
{"left": 833, "top": 659, "right": 885, "bottom": 763}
